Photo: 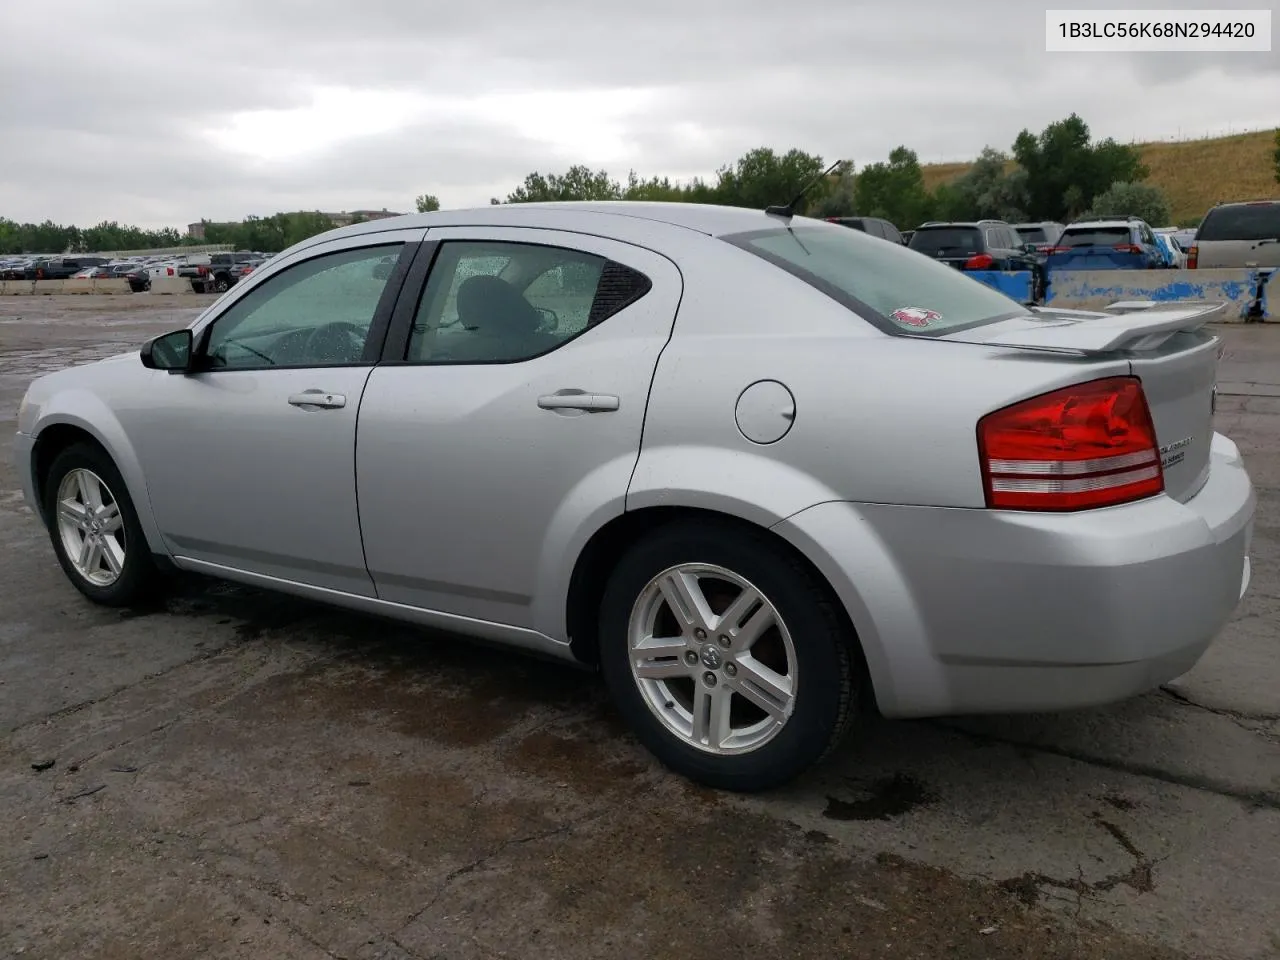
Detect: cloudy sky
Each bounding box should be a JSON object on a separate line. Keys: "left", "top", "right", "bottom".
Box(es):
{"left": 1, "top": 0, "right": 1276, "bottom": 229}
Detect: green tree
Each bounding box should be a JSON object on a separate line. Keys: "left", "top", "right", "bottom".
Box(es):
{"left": 945, "top": 148, "right": 1030, "bottom": 222}
{"left": 712, "top": 147, "right": 828, "bottom": 212}
{"left": 415, "top": 193, "right": 440, "bottom": 213}
{"left": 501, "top": 166, "right": 622, "bottom": 203}
{"left": 1013, "top": 113, "right": 1147, "bottom": 221}
{"left": 853, "top": 146, "right": 931, "bottom": 228}
{"left": 1078, "top": 181, "right": 1172, "bottom": 227}
{"left": 807, "top": 161, "right": 857, "bottom": 218}
{"left": 621, "top": 170, "right": 715, "bottom": 202}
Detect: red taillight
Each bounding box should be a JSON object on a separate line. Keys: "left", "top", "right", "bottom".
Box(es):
{"left": 197, "top": 266, "right": 208, "bottom": 276}
{"left": 166, "top": 266, "right": 174, "bottom": 276}
{"left": 977, "top": 377, "right": 1164, "bottom": 512}
{"left": 964, "top": 253, "right": 994, "bottom": 269}
{"left": 1112, "top": 243, "right": 1143, "bottom": 254}
{"left": 1047, "top": 246, "right": 1070, "bottom": 254}
{"left": 1187, "top": 245, "right": 1198, "bottom": 269}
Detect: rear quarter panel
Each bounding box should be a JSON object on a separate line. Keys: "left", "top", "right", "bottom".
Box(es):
{"left": 628, "top": 240, "right": 1132, "bottom": 518}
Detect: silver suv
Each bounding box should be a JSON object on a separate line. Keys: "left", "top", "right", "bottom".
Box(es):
{"left": 1190, "top": 199, "right": 1280, "bottom": 269}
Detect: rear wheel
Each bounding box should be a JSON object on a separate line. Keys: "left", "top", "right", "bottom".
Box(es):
{"left": 598, "top": 521, "right": 860, "bottom": 791}
{"left": 43, "top": 443, "right": 160, "bottom": 607}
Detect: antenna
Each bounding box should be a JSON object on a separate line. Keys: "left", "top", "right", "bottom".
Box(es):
{"left": 765, "top": 159, "right": 845, "bottom": 220}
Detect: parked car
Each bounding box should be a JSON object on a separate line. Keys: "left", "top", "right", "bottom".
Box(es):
{"left": 1152, "top": 231, "right": 1186, "bottom": 268}
{"left": 208, "top": 251, "right": 258, "bottom": 293}
{"left": 1188, "top": 199, "right": 1280, "bottom": 269}
{"left": 901, "top": 230, "right": 914, "bottom": 246}
{"left": 71, "top": 265, "right": 116, "bottom": 279}
{"left": 24, "top": 256, "right": 110, "bottom": 280}
{"left": 13, "top": 203, "right": 1254, "bottom": 791}
{"left": 907, "top": 220, "right": 1045, "bottom": 299}
{"left": 1045, "top": 217, "right": 1168, "bottom": 271}
{"left": 1013, "top": 221, "right": 1066, "bottom": 254}
{"left": 824, "top": 216, "right": 905, "bottom": 244}
{"left": 122, "top": 267, "right": 151, "bottom": 293}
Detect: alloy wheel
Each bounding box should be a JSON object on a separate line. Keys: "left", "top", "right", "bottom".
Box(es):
{"left": 627, "top": 563, "right": 797, "bottom": 755}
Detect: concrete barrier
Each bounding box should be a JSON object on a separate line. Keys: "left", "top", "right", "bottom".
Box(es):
{"left": 33, "top": 280, "right": 65, "bottom": 295}
{"left": 1045, "top": 268, "right": 1260, "bottom": 320}
{"left": 148, "top": 276, "right": 196, "bottom": 295}
{"left": 0, "top": 280, "right": 34, "bottom": 295}
{"left": 60, "top": 277, "right": 97, "bottom": 295}
{"left": 968, "top": 270, "right": 1034, "bottom": 303}
{"left": 93, "top": 278, "right": 134, "bottom": 295}
{"left": 1260, "top": 269, "right": 1277, "bottom": 321}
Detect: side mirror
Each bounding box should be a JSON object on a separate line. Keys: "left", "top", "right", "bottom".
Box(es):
{"left": 141, "top": 329, "right": 193, "bottom": 372}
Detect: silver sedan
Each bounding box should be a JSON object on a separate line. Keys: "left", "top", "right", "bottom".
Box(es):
{"left": 14, "top": 203, "right": 1255, "bottom": 791}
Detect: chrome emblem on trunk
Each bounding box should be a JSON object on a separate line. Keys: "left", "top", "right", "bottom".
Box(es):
{"left": 1159, "top": 436, "right": 1193, "bottom": 470}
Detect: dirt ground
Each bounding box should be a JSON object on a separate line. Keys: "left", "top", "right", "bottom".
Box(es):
{"left": 1, "top": 297, "right": 1277, "bottom": 960}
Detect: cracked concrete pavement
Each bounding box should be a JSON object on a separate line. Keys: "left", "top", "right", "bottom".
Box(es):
{"left": 1, "top": 298, "right": 1277, "bottom": 960}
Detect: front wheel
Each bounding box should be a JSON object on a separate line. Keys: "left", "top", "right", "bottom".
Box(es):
{"left": 43, "top": 443, "right": 160, "bottom": 607}
{"left": 598, "top": 522, "right": 860, "bottom": 791}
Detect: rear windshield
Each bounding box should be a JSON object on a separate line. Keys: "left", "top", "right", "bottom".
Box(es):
{"left": 722, "top": 223, "right": 1028, "bottom": 337}
{"left": 908, "top": 227, "right": 983, "bottom": 256}
{"left": 1016, "top": 227, "right": 1047, "bottom": 243}
{"left": 1058, "top": 227, "right": 1132, "bottom": 247}
{"left": 1198, "top": 204, "right": 1280, "bottom": 242}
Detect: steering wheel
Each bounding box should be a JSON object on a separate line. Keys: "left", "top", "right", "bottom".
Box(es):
{"left": 302, "top": 321, "right": 367, "bottom": 364}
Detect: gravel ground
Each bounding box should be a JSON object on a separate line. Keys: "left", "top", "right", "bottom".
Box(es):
{"left": 1, "top": 297, "right": 1277, "bottom": 960}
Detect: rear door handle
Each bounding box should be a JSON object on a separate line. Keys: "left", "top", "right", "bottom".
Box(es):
{"left": 288, "top": 390, "right": 347, "bottom": 409}
{"left": 537, "top": 392, "right": 620, "bottom": 413}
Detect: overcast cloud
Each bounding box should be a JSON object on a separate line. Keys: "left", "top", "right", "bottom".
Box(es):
{"left": 1, "top": 0, "right": 1276, "bottom": 228}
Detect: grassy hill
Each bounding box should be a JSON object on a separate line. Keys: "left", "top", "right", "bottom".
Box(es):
{"left": 920, "top": 129, "right": 1278, "bottom": 225}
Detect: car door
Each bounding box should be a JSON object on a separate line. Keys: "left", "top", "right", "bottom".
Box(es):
{"left": 356, "top": 227, "right": 682, "bottom": 631}
{"left": 123, "top": 228, "right": 426, "bottom": 595}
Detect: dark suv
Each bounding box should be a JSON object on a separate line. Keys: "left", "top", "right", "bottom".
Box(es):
{"left": 825, "top": 216, "right": 905, "bottom": 244}
{"left": 909, "top": 220, "right": 1044, "bottom": 300}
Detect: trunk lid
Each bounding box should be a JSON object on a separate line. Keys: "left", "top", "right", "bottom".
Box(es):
{"left": 939, "top": 301, "right": 1222, "bottom": 503}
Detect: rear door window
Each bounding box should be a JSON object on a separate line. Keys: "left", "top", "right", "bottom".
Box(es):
{"left": 1017, "top": 227, "right": 1047, "bottom": 243}
{"left": 1198, "top": 204, "right": 1280, "bottom": 242}
{"left": 909, "top": 227, "right": 984, "bottom": 256}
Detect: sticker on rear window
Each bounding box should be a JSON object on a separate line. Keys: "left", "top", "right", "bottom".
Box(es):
{"left": 891, "top": 306, "right": 941, "bottom": 328}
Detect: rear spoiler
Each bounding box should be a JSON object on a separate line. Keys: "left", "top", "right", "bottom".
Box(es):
{"left": 961, "top": 300, "right": 1225, "bottom": 355}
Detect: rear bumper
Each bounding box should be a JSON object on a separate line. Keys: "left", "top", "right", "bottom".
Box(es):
{"left": 775, "top": 432, "right": 1255, "bottom": 718}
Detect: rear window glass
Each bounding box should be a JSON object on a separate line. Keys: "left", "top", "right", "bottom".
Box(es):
{"left": 722, "top": 224, "right": 1027, "bottom": 337}
{"left": 1058, "top": 227, "right": 1132, "bottom": 247}
{"left": 908, "top": 227, "right": 983, "bottom": 256}
{"left": 1198, "top": 204, "right": 1280, "bottom": 242}
{"left": 1016, "top": 227, "right": 1047, "bottom": 243}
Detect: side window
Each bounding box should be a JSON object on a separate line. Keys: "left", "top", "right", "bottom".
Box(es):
{"left": 881, "top": 222, "right": 903, "bottom": 244}
{"left": 202, "top": 243, "right": 404, "bottom": 370}
{"left": 407, "top": 240, "right": 652, "bottom": 364}
{"left": 984, "top": 228, "right": 1001, "bottom": 249}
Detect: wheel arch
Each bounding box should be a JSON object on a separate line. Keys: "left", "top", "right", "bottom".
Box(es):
{"left": 564, "top": 504, "right": 878, "bottom": 710}
{"left": 30, "top": 410, "right": 168, "bottom": 555}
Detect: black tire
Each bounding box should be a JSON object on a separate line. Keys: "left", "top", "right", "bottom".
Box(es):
{"left": 214, "top": 276, "right": 230, "bottom": 293}
{"left": 43, "top": 442, "right": 160, "bottom": 607}
{"left": 598, "top": 520, "right": 861, "bottom": 792}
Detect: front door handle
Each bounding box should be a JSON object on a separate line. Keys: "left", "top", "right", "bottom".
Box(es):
{"left": 537, "top": 391, "right": 620, "bottom": 413}
{"left": 288, "top": 390, "right": 347, "bottom": 409}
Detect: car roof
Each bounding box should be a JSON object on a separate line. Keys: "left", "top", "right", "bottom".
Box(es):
{"left": 319, "top": 202, "right": 793, "bottom": 243}
{"left": 1064, "top": 220, "right": 1138, "bottom": 229}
